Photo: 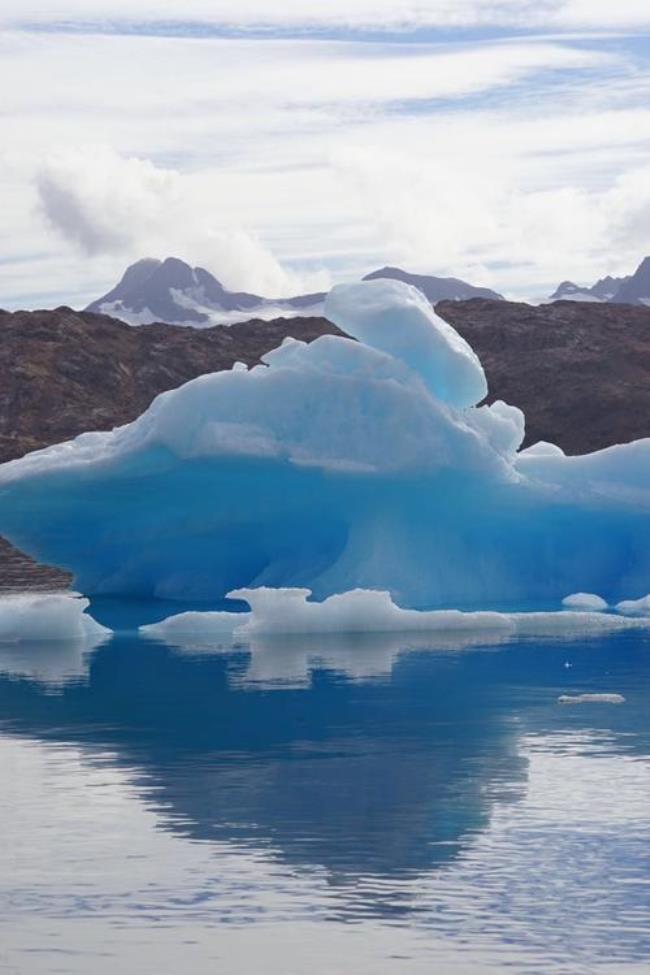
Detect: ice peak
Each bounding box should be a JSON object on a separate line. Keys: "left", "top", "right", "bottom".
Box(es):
{"left": 325, "top": 279, "right": 488, "bottom": 408}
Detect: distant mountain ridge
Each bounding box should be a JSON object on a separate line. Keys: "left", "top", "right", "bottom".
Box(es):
{"left": 363, "top": 266, "right": 504, "bottom": 302}
{"left": 548, "top": 257, "right": 650, "bottom": 305}
{"left": 549, "top": 276, "right": 629, "bottom": 303}
{"left": 87, "top": 257, "right": 505, "bottom": 327}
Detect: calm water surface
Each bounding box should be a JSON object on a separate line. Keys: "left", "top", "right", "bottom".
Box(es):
{"left": 1, "top": 600, "right": 649, "bottom": 974}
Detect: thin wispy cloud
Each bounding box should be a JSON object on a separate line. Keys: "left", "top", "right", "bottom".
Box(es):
{"left": 3, "top": 1, "right": 650, "bottom": 33}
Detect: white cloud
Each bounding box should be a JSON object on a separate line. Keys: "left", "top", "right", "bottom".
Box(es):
{"left": 2, "top": 1, "right": 650, "bottom": 32}
{"left": 331, "top": 141, "right": 650, "bottom": 295}
{"left": 34, "top": 147, "right": 330, "bottom": 296}
{"left": 553, "top": 1, "right": 650, "bottom": 29}
{"left": 0, "top": 2, "right": 533, "bottom": 31}
{"left": 37, "top": 148, "right": 181, "bottom": 255}
{"left": 0, "top": 32, "right": 610, "bottom": 117}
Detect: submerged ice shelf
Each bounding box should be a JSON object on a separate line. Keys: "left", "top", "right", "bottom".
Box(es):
{"left": 2, "top": 278, "right": 650, "bottom": 608}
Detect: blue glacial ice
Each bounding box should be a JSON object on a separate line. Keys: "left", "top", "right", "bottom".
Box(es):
{"left": 2, "top": 278, "right": 650, "bottom": 608}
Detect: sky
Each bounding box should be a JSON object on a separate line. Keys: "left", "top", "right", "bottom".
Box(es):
{"left": 2, "top": 1, "right": 650, "bottom": 307}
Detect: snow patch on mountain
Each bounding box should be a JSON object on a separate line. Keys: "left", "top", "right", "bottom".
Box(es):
{"left": 546, "top": 281, "right": 605, "bottom": 303}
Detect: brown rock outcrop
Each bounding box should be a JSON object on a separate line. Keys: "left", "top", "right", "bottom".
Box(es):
{"left": 437, "top": 298, "right": 650, "bottom": 454}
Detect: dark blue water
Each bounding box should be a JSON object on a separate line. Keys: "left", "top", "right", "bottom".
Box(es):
{"left": 1, "top": 607, "right": 649, "bottom": 974}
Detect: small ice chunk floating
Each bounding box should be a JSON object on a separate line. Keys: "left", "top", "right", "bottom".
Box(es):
{"left": 0, "top": 592, "right": 110, "bottom": 685}
{"left": 2, "top": 279, "right": 650, "bottom": 608}
{"left": 557, "top": 694, "right": 626, "bottom": 705}
{"left": 561, "top": 593, "right": 608, "bottom": 612}
{"left": 0, "top": 593, "right": 109, "bottom": 644}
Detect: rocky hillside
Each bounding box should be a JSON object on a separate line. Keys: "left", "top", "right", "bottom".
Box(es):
{"left": 439, "top": 297, "right": 650, "bottom": 454}
{"left": 2, "top": 298, "right": 650, "bottom": 589}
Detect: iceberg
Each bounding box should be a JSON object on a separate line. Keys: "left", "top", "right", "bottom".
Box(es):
{"left": 2, "top": 278, "right": 650, "bottom": 607}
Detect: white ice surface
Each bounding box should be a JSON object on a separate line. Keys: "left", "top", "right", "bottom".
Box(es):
{"left": 615, "top": 594, "right": 650, "bottom": 616}
{"left": 325, "top": 279, "right": 488, "bottom": 408}
{"left": 0, "top": 593, "right": 111, "bottom": 685}
{"left": 557, "top": 694, "right": 626, "bottom": 705}
{"left": 0, "top": 593, "right": 110, "bottom": 644}
{"left": 141, "top": 587, "right": 650, "bottom": 643}
{"left": 561, "top": 593, "right": 608, "bottom": 611}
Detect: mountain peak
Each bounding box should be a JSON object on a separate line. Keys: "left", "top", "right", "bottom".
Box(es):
{"left": 549, "top": 281, "right": 582, "bottom": 300}
{"left": 610, "top": 256, "right": 650, "bottom": 306}
{"left": 85, "top": 256, "right": 325, "bottom": 326}
{"left": 154, "top": 256, "right": 200, "bottom": 291}
{"left": 107, "top": 258, "right": 161, "bottom": 297}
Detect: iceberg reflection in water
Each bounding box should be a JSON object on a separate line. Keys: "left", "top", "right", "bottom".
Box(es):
{"left": 1, "top": 614, "right": 650, "bottom": 973}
